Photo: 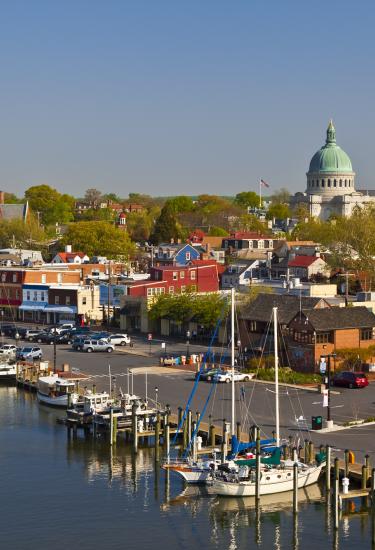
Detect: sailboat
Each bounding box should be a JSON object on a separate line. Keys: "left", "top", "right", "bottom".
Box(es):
{"left": 208, "top": 306, "right": 325, "bottom": 497}
{"left": 163, "top": 288, "right": 274, "bottom": 483}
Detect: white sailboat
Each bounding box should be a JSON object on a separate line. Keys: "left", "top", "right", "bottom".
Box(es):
{"left": 209, "top": 306, "right": 325, "bottom": 497}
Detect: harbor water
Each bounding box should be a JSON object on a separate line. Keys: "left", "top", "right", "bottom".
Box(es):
{"left": 0, "top": 386, "right": 373, "bottom": 550}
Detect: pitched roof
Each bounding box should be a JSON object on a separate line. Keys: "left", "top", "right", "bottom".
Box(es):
{"left": 302, "top": 306, "right": 375, "bottom": 331}
{"left": 229, "top": 232, "right": 272, "bottom": 240}
{"left": 240, "top": 293, "right": 327, "bottom": 324}
{"left": 0, "top": 203, "right": 28, "bottom": 221}
{"left": 56, "top": 252, "right": 87, "bottom": 261}
{"left": 288, "top": 255, "right": 323, "bottom": 267}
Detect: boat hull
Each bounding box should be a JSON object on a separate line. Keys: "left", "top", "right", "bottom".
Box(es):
{"left": 37, "top": 392, "right": 78, "bottom": 408}
{"left": 163, "top": 464, "right": 211, "bottom": 484}
{"left": 210, "top": 465, "right": 323, "bottom": 497}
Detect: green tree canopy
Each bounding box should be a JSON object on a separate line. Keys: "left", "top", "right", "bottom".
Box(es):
{"left": 150, "top": 202, "right": 186, "bottom": 244}
{"left": 126, "top": 211, "right": 154, "bottom": 242}
{"left": 0, "top": 217, "right": 46, "bottom": 249}
{"left": 270, "top": 188, "right": 291, "bottom": 205}
{"left": 61, "top": 221, "right": 135, "bottom": 259}
{"left": 234, "top": 191, "right": 261, "bottom": 209}
{"left": 266, "top": 203, "right": 291, "bottom": 220}
{"left": 25, "top": 184, "right": 75, "bottom": 225}
{"left": 207, "top": 226, "right": 229, "bottom": 236}
{"left": 167, "top": 196, "right": 195, "bottom": 213}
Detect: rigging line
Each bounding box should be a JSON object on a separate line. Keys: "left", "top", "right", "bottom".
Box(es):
{"left": 241, "top": 311, "right": 272, "bottom": 430}
{"left": 279, "top": 325, "right": 312, "bottom": 443}
{"left": 210, "top": 320, "right": 229, "bottom": 417}
{"left": 171, "top": 297, "right": 229, "bottom": 448}
{"left": 183, "top": 348, "right": 229, "bottom": 458}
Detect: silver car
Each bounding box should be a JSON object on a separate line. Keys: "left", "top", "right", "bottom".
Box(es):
{"left": 81, "top": 339, "right": 115, "bottom": 353}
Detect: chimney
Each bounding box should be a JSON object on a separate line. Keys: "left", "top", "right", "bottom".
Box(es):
{"left": 0, "top": 191, "right": 4, "bottom": 204}
{"left": 65, "top": 244, "right": 72, "bottom": 253}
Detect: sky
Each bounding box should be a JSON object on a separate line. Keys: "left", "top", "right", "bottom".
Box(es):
{"left": 0, "top": 0, "right": 375, "bottom": 198}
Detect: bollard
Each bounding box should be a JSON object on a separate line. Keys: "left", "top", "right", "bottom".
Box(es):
{"left": 236, "top": 421, "right": 241, "bottom": 442}
{"left": 155, "top": 412, "right": 161, "bottom": 462}
{"left": 132, "top": 403, "right": 138, "bottom": 453}
{"left": 362, "top": 465, "right": 367, "bottom": 490}
{"left": 326, "top": 445, "right": 331, "bottom": 494}
{"left": 255, "top": 427, "right": 261, "bottom": 502}
{"left": 342, "top": 476, "right": 349, "bottom": 495}
{"left": 344, "top": 449, "right": 349, "bottom": 478}
{"left": 293, "top": 462, "right": 298, "bottom": 514}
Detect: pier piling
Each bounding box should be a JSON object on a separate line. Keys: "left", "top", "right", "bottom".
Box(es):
{"left": 132, "top": 403, "right": 138, "bottom": 454}
{"left": 293, "top": 459, "right": 298, "bottom": 515}
{"left": 255, "top": 427, "right": 260, "bottom": 502}
{"left": 155, "top": 412, "right": 161, "bottom": 462}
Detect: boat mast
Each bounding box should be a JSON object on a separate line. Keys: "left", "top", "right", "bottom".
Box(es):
{"left": 231, "top": 286, "right": 235, "bottom": 436}
{"left": 273, "top": 306, "right": 280, "bottom": 446}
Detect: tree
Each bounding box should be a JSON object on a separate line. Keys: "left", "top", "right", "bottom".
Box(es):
{"left": 208, "top": 226, "right": 229, "bottom": 236}
{"left": 150, "top": 202, "right": 185, "bottom": 244}
{"left": 84, "top": 188, "right": 102, "bottom": 206}
{"left": 0, "top": 217, "right": 46, "bottom": 249}
{"left": 126, "top": 211, "right": 153, "bottom": 242}
{"left": 61, "top": 221, "right": 135, "bottom": 259}
{"left": 24, "top": 184, "right": 75, "bottom": 225}
{"left": 167, "top": 196, "right": 195, "bottom": 213}
{"left": 234, "top": 191, "right": 261, "bottom": 209}
{"left": 266, "top": 203, "right": 291, "bottom": 220}
{"left": 236, "top": 214, "right": 269, "bottom": 234}
{"left": 270, "top": 188, "right": 291, "bottom": 205}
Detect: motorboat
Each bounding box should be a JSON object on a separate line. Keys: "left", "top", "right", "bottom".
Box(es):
{"left": 37, "top": 374, "right": 80, "bottom": 407}
{"left": 0, "top": 362, "right": 17, "bottom": 383}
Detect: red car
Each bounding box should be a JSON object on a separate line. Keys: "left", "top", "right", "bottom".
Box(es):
{"left": 332, "top": 371, "right": 369, "bottom": 389}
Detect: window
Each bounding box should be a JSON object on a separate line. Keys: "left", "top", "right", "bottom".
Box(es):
{"left": 173, "top": 272, "right": 178, "bottom": 281}
{"left": 57, "top": 273, "right": 63, "bottom": 283}
{"left": 26, "top": 291, "right": 30, "bottom": 301}
{"left": 181, "top": 285, "right": 186, "bottom": 293}
{"left": 321, "top": 180, "right": 325, "bottom": 187}
{"left": 33, "top": 291, "right": 38, "bottom": 301}
{"left": 185, "top": 252, "right": 191, "bottom": 261}
{"left": 15, "top": 289, "right": 19, "bottom": 300}
{"left": 13, "top": 273, "right": 17, "bottom": 282}
{"left": 345, "top": 180, "right": 347, "bottom": 187}
{"left": 316, "top": 332, "right": 330, "bottom": 344}
{"left": 328, "top": 179, "right": 331, "bottom": 187}
{"left": 191, "top": 270, "right": 196, "bottom": 280}
{"left": 41, "top": 274, "right": 46, "bottom": 284}
{"left": 334, "top": 179, "right": 337, "bottom": 187}
{"left": 147, "top": 288, "right": 153, "bottom": 297}
{"left": 66, "top": 296, "right": 71, "bottom": 305}
{"left": 224, "top": 240, "right": 228, "bottom": 248}
{"left": 180, "top": 271, "right": 185, "bottom": 279}
{"left": 1, "top": 274, "right": 5, "bottom": 282}
{"left": 82, "top": 297, "right": 87, "bottom": 305}
{"left": 361, "top": 329, "right": 373, "bottom": 341}
{"left": 339, "top": 179, "right": 342, "bottom": 187}
{"left": 41, "top": 292, "right": 45, "bottom": 302}
{"left": 169, "top": 286, "right": 174, "bottom": 294}
{"left": 55, "top": 296, "right": 60, "bottom": 304}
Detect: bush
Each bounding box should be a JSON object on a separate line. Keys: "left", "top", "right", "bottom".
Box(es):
{"left": 244, "top": 366, "right": 320, "bottom": 385}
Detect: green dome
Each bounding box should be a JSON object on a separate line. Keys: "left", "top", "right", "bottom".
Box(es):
{"left": 308, "top": 121, "right": 353, "bottom": 173}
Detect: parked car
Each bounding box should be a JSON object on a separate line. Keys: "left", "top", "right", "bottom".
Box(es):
{"left": 40, "top": 332, "right": 74, "bottom": 345}
{"left": 108, "top": 334, "right": 131, "bottom": 346}
{"left": 195, "top": 368, "right": 223, "bottom": 381}
{"left": 90, "top": 332, "right": 110, "bottom": 340}
{"left": 22, "top": 329, "right": 45, "bottom": 342}
{"left": 0, "top": 324, "right": 18, "bottom": 336}
{"left": 16, "top": 346, "right": 42, "bottom": 361}
{"left": 0, "top": 344, "right": 18, "bottom": 355}
{"left": 331, "top": 371, "right": 369, "bottom": 389}
{"left": 81, "top": 339, "right": 114, "bottom": 353}
{"left": 213, "top": 371, "right": 254, "bottom": 383}
{"left": 72, "top": 337, "right": 87, "bottom": 351}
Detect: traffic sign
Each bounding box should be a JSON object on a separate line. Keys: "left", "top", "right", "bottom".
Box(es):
{"left": 319, "top": 358, "right": 327, "bottom": 374}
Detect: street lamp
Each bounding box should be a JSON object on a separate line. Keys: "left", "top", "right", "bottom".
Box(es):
{"left": 186, "top": 330, "right": 191, "bottom": 360}
{"left": 320, "top": 352, "right": 337, "bottom": 425}
{"left": 155, "top": 386, "right": 159, "bottom": 409}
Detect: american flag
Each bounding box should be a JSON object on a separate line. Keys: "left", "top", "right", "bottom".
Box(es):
{"left": 260, "top": 179, "right": 270, "bottom": 188}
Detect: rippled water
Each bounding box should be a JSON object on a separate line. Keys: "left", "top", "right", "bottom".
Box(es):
{"left": 0, "top": 386, "right": 373, "bottom": 550}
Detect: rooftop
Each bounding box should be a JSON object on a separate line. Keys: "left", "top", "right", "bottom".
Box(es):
{"left": 301, "top": 306, "right": 375, "bottom": 330}
{"left": 288, "top": 255, "right": 322, "bottom": 267}
{"left": 240, "top": 293, "right": 329, "bottom": 324}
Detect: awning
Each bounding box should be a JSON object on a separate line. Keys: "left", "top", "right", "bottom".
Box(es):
{"left": 19, "top": 303, "right": 47, "bottom": 311}
{"left": 44, "top": 305, "right": 77, "bottom": 314}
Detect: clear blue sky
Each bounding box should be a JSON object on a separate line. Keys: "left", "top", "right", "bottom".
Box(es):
{"left": 1, "top": 0, "right": 374, "bottom": 198}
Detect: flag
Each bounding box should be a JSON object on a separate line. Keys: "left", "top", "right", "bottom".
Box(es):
{"left": 260, "top": 179, "right": 270, "bottom": 188}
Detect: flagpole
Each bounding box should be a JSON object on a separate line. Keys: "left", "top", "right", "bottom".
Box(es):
{"left": 259, "top": 178, "right": 262, "bottom": 208}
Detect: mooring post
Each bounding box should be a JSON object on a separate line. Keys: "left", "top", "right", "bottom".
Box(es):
{"left": 333, "top": 457, "right": 339, "bottom": 530}
{"left": 365, "top": 454, "right": 370, "bottom": 481}
{"left": 178, "top": 406, "right": 182, "bottom": 426}
{"left": 132, "top": 402, "right": 138, "bottom": 453}
{"left": 362, "top": 464, "right": 367, "bottom": 490}
{"left": 109, "top": 407, "right": 114, "bottom": 446}
{"left": 255, "top": 426, "right": 261, "bottom": 502}
{"left": 221, "top": 421, "right": 227, "bottom": 463}
{"left": 236, "top": 421, "right": 241, "bottom": 442}
{"left": 113, "top": 415, "right": 117, "bottom": 445}
{"left": 289, "top": 435, "right": 293, "bottom": 457}
{"left": 155, "top": 412, "right": 161, "bottom": 462}
{"left": 304, "top": 439, "right": 309, "bottom": 464}
{"left": 326, "top": 445, "right": 331, "bottom": 494}
{"left": 196, "top": 410, "right": 200, "bottom": 425}
{"left": 293, "top": 460, "right": 298, "bottom": 515}
{"left": 192, "top": 420, "right": 197, "bottom": 453}
{"left": 183, "top": 412, "right": 188, "bottom": 450}
{"left": 92, "top": 383, "right": 96, "bottom": 394}
{"left": 249, "top": 425, "right": 255, "bottom": 443}
{"left": 344, "top": 449, "right": 349, "bottom": 478}
{"left": 187, "top": 409, "right": 192, "bottom": 443}
{"left": 165, "top": 423, "right": 170, "bottom": 461}
{"left": 209, "top": 424, "right": 216, "bottom": 447}
{"left": 308, "top": 442, "right": 314, "bottom": 465}
{"left": 163, "top": 411, "right": 170, "bottom": 451}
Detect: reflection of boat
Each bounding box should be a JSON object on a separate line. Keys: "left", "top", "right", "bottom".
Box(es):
{"left": 160, "top": 485, "right": 210, "bottom": 511}
{"left": 0, "top": 362, "right": 16, "bottom": 383}
{"left": 37, "top": 375, "right": 80, "bottom": 407}
{"left": 210, "top": 481, "right": 324, "bottom": 513}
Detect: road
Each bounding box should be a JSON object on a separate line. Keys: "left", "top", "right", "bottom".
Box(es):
{"left": 10, "top": 336, "right": 375, "bottom": 460}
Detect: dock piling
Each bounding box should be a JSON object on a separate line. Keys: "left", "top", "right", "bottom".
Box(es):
{"left": 255, "top": 427, "right": 260, "bottom": 502}
{"left": 344, "top": 449, "right": 349, "bottom": 478}
{"left": 293, "top": 459, "right": 298, "bottom": 515}
{"left": 325, "top": 445, "right": 331, "bottom": 494}
{"left": 155, "top": 412, "right": 161, "bottom": 462}
{"left": 132, "top": 403, "right": 138, "bottom": 454}
{"left": 333, "top": 457, "right": 339, "bottom": 530}
{"left": 109, "top": 407, "right": 114, "bottom": 446}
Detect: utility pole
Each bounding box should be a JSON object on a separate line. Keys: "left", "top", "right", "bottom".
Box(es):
{"left": 107, "top": 260, "right": 112, "bottom": 329}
